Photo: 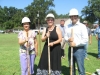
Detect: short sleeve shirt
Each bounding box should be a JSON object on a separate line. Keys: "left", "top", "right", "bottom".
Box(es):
{"left": 18, "top": 30, "right": 36, "bottom": 50}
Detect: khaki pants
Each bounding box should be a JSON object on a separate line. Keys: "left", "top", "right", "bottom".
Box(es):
{"left": 61, "top": 38, "right": 66, "bottom": 57}
{"left": 61, "top": 38, "right": 66, "bottom": 49}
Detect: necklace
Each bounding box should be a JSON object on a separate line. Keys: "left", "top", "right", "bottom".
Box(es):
{"left": 48, "top": 26, "right": 55, "bottom": 31}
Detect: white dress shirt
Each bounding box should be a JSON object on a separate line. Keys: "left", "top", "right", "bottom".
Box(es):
{"left": 64, "top": 21, "right": 88, "bottom": 47}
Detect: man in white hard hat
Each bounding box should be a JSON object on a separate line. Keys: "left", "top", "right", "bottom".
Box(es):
{"left": 64, "top": 8, "right": 88, "bottom": 75}
{"left": 83, "top": 20, "right": 92, "bottom": 60}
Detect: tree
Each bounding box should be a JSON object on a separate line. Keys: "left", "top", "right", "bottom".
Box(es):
{"left": 1, "top": 6, "right": 20, "bottom": 29}
{"left": 25, "top": 0, "right": 55, "bottom": 29}
{"left": 57, "top": 14, "right": 69, "bottom": 19}
{"left": 81, "top": 0, "right": 100, "bottom": 24}
{"left": 0, "top": 6, "right": 5, "bottom": 29}
{"left": 46, "top": 9, "right": 58, "bottom": 18}
{"left": 0, "top": 6, "right": 25, "bottom": 29}
{"left": 12, "top": 9, "right": 25, "bottom": 27}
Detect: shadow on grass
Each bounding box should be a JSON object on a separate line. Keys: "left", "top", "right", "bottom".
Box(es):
{"left": 34, "top": 65, "right": 70, "bottom": 75}
{"left": 33, "top": 64, "right": 38, "bottom": 75}
{"left": 61, "top": 66, "right": 70, "bottom": 75}
{"left": 88, "top": 52, "right": 97, "bottom": 58}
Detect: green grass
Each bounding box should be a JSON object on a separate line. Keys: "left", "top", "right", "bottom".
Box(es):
{"left": 0, "top": 33, "right": 100, "bottom": 75}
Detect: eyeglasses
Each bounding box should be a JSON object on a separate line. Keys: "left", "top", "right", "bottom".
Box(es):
{"left": 47, "top": 19, "right": 54, "bottom": 22}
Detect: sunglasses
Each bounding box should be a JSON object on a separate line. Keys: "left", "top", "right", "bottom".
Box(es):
{"left": 83, "top": 23, "right": 87, "bottom": 24}
{"left": 47, "top": 19, "right": 54, "bottom": 22}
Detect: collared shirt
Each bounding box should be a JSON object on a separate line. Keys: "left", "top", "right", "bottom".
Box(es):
{"left": 59, "top": 25, "right": 65, "bottom": 38}
{"left": 86, "top": 27, "right": 91, "bottom": 36}
{"left": 64, "top": 21, "right": 88, "bottom": 47}
{"left": 96, "top": 26, "right": 100, "bottom": 38}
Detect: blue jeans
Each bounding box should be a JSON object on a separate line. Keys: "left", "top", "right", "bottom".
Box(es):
{"left": 98, "top": 39, "right": 100, "bottom": 58}
{"left": 68, "top": 46, "right": 85, "bottom": 75}
{"left": 84, "top": 43, "right": 88, "bottom": 58}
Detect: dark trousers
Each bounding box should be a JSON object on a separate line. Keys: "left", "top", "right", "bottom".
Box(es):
{"left": 61, "top": 49, "right": 64, "bottom": 57}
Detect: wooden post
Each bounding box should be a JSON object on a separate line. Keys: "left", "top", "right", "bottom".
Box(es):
{"left": 48, "top": 31, "right": 51, "bottom": 75}
{"left": 26, "top": 32, "right": 30, "bottom": 75}
{"left": 70, "top": 29, "right": 73, "bottom": 75}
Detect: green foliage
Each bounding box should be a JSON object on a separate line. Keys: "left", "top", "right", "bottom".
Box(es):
{"left": 57, "top": 14, "right": 69, "bottom": 19}
{"left": 0, "top": 6, "right": 24, "bottom": 29}
{"left": 25, "top": 0, "right": 55, "bottom": 28}
{"left": 13, "top": 27, "right": 23, "bottom": 30}
{"left": 0, "top": 0, "right": 56, "bottom": 29}
{"left": 0, "top": 0, "right": 69, "bottom": 30}
{"left": 46, "top": 9, "right": 58, "bottom": 18}
{"left": 3, "top": 20, "right": 14, "bottom": 29}
{"left": 81, "top": 0, "right": 100, "bottom": 24}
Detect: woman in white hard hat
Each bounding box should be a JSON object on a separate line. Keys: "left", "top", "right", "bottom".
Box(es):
{"left": 36, "top": 13, "right": 62, "bottom": 75}
{"left": 18, "top": 17, "right": 38, "bottom": 75}
{"left": 64, "top": 8, "right": 88, "bottom": 75}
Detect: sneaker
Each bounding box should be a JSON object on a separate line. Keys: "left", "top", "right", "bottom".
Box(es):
{"left": 75, "top": 67, "right": 78, "bottom": 70}
{"left": 61, "top": 56, "right": 65, "bottom": 59}
{"left": 96, "top": 69, "right": 100, "bottom": 75}
{"left": 85, "top": 57, "right": 89, "bottom": 60}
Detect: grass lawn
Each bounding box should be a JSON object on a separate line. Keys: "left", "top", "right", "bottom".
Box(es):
{"left": 0, "top": 33, "right": 100, "bottom": 75}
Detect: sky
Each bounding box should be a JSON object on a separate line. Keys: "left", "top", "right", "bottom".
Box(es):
{"left": 0, "top": 0, "right": 88, "bottom": 16}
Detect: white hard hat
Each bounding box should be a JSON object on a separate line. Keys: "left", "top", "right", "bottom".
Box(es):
{"left": 69, "top": 8, "right": 79, "bottom": 16}
{"left": 45, "top": 13, "right": 55, "bottom": 20}
{"left": 22, "top": 17, "right": 31, "bottom": 23}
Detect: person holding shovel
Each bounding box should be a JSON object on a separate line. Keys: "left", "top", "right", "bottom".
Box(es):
{"left": 36, "top": 13, "right": 62, "bottom": 75}
{"left": 18, "top": 17, "right": 38, "bottom": 75}
{"left": 64, "top": 8, "right": 88, "bottom": 75}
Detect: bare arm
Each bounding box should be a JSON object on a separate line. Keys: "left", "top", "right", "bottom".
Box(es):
{"left": 96, "top": 34, "right": 98, "bottom": 40}
{"left": 89, "top": 35, "right": 92, "bottom": 44}
{"left": 41, "top": 28, "right": 48, "bottom": 42}
{"left": 53, "top": 26, "right": 62, "bottom": 45}
{"left": 18, "top": 38, "right": 27, "bottom": 45}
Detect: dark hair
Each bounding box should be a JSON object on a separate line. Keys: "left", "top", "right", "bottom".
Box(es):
{"left": 60, "top": 20, "right": 65, "bottom": 22}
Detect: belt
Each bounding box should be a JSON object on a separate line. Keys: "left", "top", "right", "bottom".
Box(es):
{"left": 69, "top": 46, "right": 84, "bottom": 49}
{"left": 19, "top": 49, "right": 35, "bottom": 54}
{"left": 73, "top": 46, "right": 84, "bottom": 48}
